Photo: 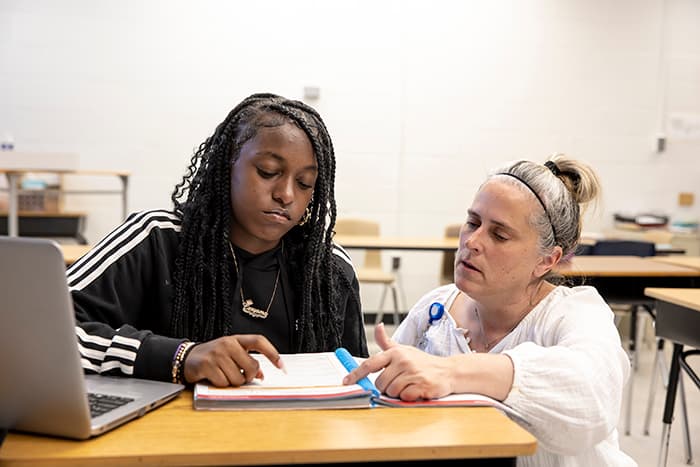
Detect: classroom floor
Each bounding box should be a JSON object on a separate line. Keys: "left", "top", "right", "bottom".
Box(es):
{"left": 365, "top": 322, "right": 700, "bottom": 467}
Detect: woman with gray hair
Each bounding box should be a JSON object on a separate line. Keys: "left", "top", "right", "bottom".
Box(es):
{"left": 344, "top": 154, "right": 636, "bottom": 466}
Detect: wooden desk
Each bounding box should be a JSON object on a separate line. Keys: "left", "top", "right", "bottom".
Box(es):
{"left": 0, "top": 169, "right": 129, "bottom": 237}
{"left": 334, "top": 235, "right": 458, "bottom": 252}
{"left": 643, "top": 288, "right": 700, "bottom": 466}
{"left": 0, "top": 391, "right": 537, "bottom": 467}
{"left": 645, "top": 288, "right": 700, "bottom": 338}
{"left": 555, "top": 256, "right": 700, "bottom": 353}
{"left": 334, "top": 235, "right": 682, "bottom": 254}
{"left": 555, "top": 256, "right": 699, "bottom": 362}
{"left": 60, "top": 244, "right": 92, "bottom": 266}
{"left": 555, "top": 256, "right": 700, "bottom": 436}
{"left": 649, "top": 256, "right": 700, "bottom": 270}
{"left": 556, "top": 255, "right": 700, "bottom": 278}
{"left": 0, "top": 212, "right": 87, "bottom": 244}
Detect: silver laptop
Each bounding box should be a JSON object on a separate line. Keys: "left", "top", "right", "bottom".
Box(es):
{"left": 0, "top": 236, "right": 184, "bottom": 439}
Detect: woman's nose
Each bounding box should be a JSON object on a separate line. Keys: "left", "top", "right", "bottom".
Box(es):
{"left": 272, "top": 178, "right": 294, "bottom": 205}
{"left": 463, "top": 229, "right": 481, "bottom": 251}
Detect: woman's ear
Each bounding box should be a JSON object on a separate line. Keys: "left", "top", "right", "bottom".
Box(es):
{"left": 534, "top": 246, "right": 563, "bottom": 278}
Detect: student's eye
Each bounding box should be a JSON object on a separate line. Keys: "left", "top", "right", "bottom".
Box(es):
{"left": 297, "top": 180, "right": 314, "bottom": 190}
{"left": 465, "top": 220, "right": 479, "bottom": 230}
{"left": 257, "top": 168, "right": 276, "bottom": 179}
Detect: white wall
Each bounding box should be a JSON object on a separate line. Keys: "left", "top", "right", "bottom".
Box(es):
{"left": 2, "top": 0, "right": 699, "bottom": 310}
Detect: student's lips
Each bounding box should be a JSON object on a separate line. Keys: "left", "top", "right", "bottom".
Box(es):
{"left": 263, "top": 210, "right": 291, "bottom": 222}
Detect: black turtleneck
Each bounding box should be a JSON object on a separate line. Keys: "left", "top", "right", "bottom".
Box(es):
{"left": 230, "top": 243, "right": 295, "bottom": 353}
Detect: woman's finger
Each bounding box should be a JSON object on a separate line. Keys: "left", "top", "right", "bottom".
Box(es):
{"left": 374, "top": 322, "right": 397, "bottom": 350}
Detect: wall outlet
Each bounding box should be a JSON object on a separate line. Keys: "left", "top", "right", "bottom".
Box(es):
{"left": 656, "top": 135, "right": 666, "bottom": 153}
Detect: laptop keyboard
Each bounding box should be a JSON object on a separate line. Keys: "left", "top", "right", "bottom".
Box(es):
{"left": 88, "top": 392, "right": 134, "bottom": 418}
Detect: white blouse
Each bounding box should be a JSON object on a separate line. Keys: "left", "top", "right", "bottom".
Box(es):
{"left": 392, "top": 284, "right": 637, "bottom": 467}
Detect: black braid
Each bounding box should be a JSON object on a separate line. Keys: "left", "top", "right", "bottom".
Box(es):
{"left": 169, "top": 93, "right": 351, "bottom": 351}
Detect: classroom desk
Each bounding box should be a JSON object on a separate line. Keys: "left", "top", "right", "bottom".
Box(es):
{"left": 555, "top": 255, "right": 700, "bottom": 365}
{"left": 334, "top": 234, "right": 458, "bottom": 251}
{"left": 0, "top": 169, "right": 129, "bottom": 237}
{"left": 59, "top": 244, "right": 93, "bottom": 266}
{"left": 649, "top": 255, "right": 700, "bottom": 270}
{"left": 0, "top": 390, "right": 537, "bottom": 467}
{"left": 555, "top": 256, "right": 700, "bottom": 436}
{"left": 334, "top": 235, "right": 683, "bottom": 254}
{"left": 643, "top": 288, "right": 700, "bottom": 467}
{"left": 556, "top": 255, "right": 700, "bottom": 278}
{"left": 555, "top": 256, "right": 700, "bottom": 352}
{"left": 0, "top": 211, "right": 87, "bottom": 244}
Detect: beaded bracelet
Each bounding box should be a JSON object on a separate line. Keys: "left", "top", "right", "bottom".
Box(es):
{"left": 171, "top": 341, "right": 196, "bottom": 384}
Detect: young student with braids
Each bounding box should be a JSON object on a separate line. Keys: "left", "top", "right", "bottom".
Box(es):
{"left": 69, "top": 93, "right": 367, "bottom": 388}
{"left": 344, "top": 154, "right": 636, "bottom": 466}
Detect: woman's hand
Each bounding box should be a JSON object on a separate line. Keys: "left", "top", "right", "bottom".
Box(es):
{"left": 343, "top": 323, "right": 455, "bottom": 401}
{"left": 183, "top": 334, "right": 283, "bottom": 387}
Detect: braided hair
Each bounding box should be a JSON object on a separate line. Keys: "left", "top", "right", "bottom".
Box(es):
{"left": 169, "top": 93, "right": 355, "bottom": 351}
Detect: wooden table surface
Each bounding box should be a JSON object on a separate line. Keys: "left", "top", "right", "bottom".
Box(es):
{"left": 333, "top": 236, "right": 684, "bottom": 255}
{"left": 644, "top": 287, "right": 700, "bottom": 313}
{"left": 0, "top": 390, "right": 537, "bottom": 467}
{"left": 333, "top": 235, "right": 459, "bottom": 251}
{"left": 556, "top": 255, "right": 700, "bottom": 277}
{"left": 648, "top": 255, "right": 700, "bottom": 271}
{"left": 59, "top": 244, "right": 92, "bottom": 265}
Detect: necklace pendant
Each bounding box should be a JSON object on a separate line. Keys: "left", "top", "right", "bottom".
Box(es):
{"left": 242, "top": 300, "right": 269, "bottom": 319}
{"left": 230, "top": 243, "right": 279, "bottom": 321}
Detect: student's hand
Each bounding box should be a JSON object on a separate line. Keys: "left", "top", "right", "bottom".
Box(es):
{"left": 343, "top": 323, "right": 453, "bottom": 401}
{"left": 183, "top": 334, "right": 284, "bottom": 387}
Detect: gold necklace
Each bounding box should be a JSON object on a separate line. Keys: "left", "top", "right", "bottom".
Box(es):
{"left": 229, "top": 243, "right": 280, "bottom": 319}
{"left": 473, "top": 307, "right": 527, "bottom": 350}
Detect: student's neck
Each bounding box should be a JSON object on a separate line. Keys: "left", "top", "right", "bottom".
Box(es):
{"left": 229, "top": 239, "right": 282, "bottom": 256}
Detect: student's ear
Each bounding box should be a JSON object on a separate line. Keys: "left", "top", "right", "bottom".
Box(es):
{"left": 534, "top": 246, "right": 563, "bottom": 278}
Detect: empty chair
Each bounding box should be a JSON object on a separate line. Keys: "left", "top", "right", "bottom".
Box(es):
{"left": 334, "top": 218, "right": 403, "bottom": 326}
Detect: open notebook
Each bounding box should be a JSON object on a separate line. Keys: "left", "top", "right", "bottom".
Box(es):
{"left": 194, "top": 349, "right": 527, "bottom": 425}
{"left": 0, "top": 237, "right": 184, "bottom": 440}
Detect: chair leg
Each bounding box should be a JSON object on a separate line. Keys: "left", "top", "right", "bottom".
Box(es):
{"left": 392, "top": 265, "right": 407, "bottom": 318}
{"left": 375, "top": 284, "right": 389, "bottom": 326}
{"left": 624, "top": 307, "right": 639, "bottom": 435}
{"left": 642, "top": 340, "right": 693, "bottom": 463}
{"left": 644, "top": 338, "right": 666, "bottom": 435}
{"left": 678, "top": 350, "right": 700, "bottom": 464}
{"left": 659, "top": 422, "right": 672, "bottom": 467}
{"left": 657, "top": 344, "right": 684, "bottom": 467}
{"left": 678, "top": 376, "right": 692, "bottom": 464}
{"left": 624, "top": 364, "right": 634, "bottom": 436}
{"left": 389, "top": 283, "right": 400, "bottom": 327}
{"left": 632, "top": 307, "right": 640, "bottom": 371}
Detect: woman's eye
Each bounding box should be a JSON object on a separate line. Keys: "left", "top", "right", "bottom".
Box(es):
{"left": 257, "top": 168, "right": 276, "bottom": 179}
{"left": 493, "top": 232, "right": 508, "bottom": 241}
{"left": 298, "top": 181, "right": 313, "bottom": 190}
{"left": 465, "top": 221, "right": 478, "bottom": 230}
